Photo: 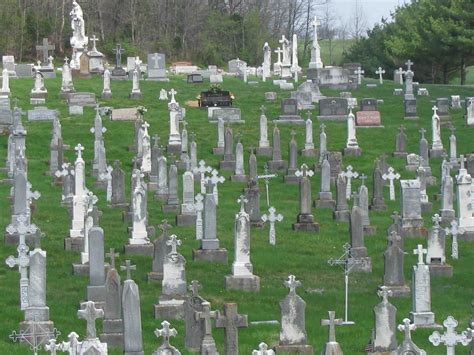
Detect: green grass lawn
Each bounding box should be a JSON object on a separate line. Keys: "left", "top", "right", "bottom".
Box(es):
{"left": 0, "top": 74, "right": 473, "bottom": 354}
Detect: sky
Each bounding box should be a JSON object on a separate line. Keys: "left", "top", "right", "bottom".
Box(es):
{"left": 328, "top": 0, "right": 408, "bottom": 30}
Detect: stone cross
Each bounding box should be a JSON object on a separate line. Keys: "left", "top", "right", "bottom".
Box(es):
{"left": 432, "top": 105, "right": 439, "bottom": 116}
{"left": 398, "top": 318, "right": 416, "bottom": 341}
{"left": 195, "top": 301, "right": 218, "bottom": 336}
{"left": 274, "top": 47, "right": 283, "bottom": 63}
{"left": 321, "top": 311, "right": 343, "bottom": 343}
{"left": 77, "top": 300, "right": 104, "bottom": 340}
{"left": 419, "top": 127, "right": 426, "bottom": 140}
{"left": 376, "top": 66, "right": 386, "bottom": 84}
{"left": 154, "top": 320, "right": 178, "bottom": 349}
{"left": 169, "top": 88, "right": 177, "bottom": 103}
{"left": 44, "top": 338, "right": 61, "bottom": 354}
{"left": 405, "top": 59, "right": 414, "bottom": 71}
{"left": 205, "top": 169, "right": 225, "bottom": 205}
{"left": 36, "top": 38, "right": 55, "bottom": 64}
{"left": 295, "top": 163, "right": 314, "bottom": 179}
{"left": 342, "top": 165, "right": 359, "bottom": 200}
{"left": 99, "top": 165, "right": 113, "bottom": 202}
{"left": 260, "top": 105, "right": 266, "bottom": 115}
{"left": 261, "top": 206, "right": 283, "bottom": 245}
{"left": 257, "top": 163, "right": 278, "bottom": 207}
{"left": 120, "top": 260, "right": 136, "bottom": 281}
{"left": 105, "top": 248, "right": 119, "bottom": 269}
{"left": 382, "top": 167, "right": 401, "bottom": 201}
{"left": 354, "top": 67, "right": 364, "bottom": 84}
{"left": 429, "top": 316, "right": 471, "bottom": 354}
{"left": 159, "top": 219, "right": 172, "bottom": 238}
{"left": 377, "top": 286, "right": 392, "bottom": 303}
{"left": 252, "top": 342, "right": 275, "bottom": 355}
{"left": 166, "top": 234, "right": 182, "bottom": 256}
{"left": 189, "top": 280, "right": 202, "bottom": 297}
{"left": 284, "top": 274, "right": 301, "bottom": 294}
{"left": 445, "top": 220, "right": 465, "bottom": 260}
{"left": 216, "top": 303, "right": 248, "bottom": 355}
{"left": 90, "top": 34, "right": 99, "bottom": 50}
{"left": 193, "top": 160, "right": 212, "bottom": 194}
{"left": 112, "top": 44, "right": 125, "bottom": 67}
{"left": 237, "top": 194, "right": 248, "bottom": 212}
{"left": 59, "top": 332, "right": 80, "bottom": 354}
{"left": 75, "top": 143, "right": 84, "bottom": 160}
{"left": 413, "top": 244, "right": 427, "bottom": 265}
{"left": 432, "top": 213, "right": 442, "bottom": 227}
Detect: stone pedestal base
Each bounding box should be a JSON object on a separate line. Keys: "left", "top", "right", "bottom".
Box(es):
{"left": 162, "top": 204, "right": 180, "bottom": 213}
{"left": 343, "top": 147, "right": 362, "bottom": 157}
{"left": 429, "top": 149, "right": 445, "bottom": 158}
{"left": 301, "top": 148, "right": 317, "bottom": 157}
{"left": 124, "top": 243, "right": 154, "bottom": 257}
{"left": 219, "top": 160, "right": 236, "bottom": 171}
{"left": 459, "top": 230, "right": 474, "bottom": 241}
{"left": 224, "top": 274, "right": 260, "bottom": 292}
{"left": 73, "top": 262, "right": 89, "bottom": 276}
{"left": 129, "top": 92, "right": 142, "bottom": 99}
{"left": 333, "top": 210, "right": 350, "bottom": 222}
{"left": 167, "top": 143, "right": 181, "bottom": 155}
{"left": 176, "top": 214, "right": 196, "bottom": 227}
{"left": 212, "top": 147, "right": 224, "bottom": 155}
{"left": 192, "top": 248, "right": 228, "bottom": 263}
{"left": 404, "top": 116, "right": 419, "bottom": 120}
{"left": 268, "top": 160, "right": 287, "bottom": 172}
{"left": 292, "top": 214, "right": 319, "bottom": 232}
{"left": 146, "top": 271, "right": 163, "bottom": 282}
{"left": 256, "top": 147, "right": 272, "bottom": 156}
{"left": 364, "top": 225, "right": 377, "bottom": 236}
{"left": 314, "top": 198, "right": 335, "bottom": 209}
{"left": 393, "top": 151, "right": 408, "bottom": 158}
{"left": 409, "top": 311, "right": 441, "bottom": 328}
{"left": 421, "top": 202, "right": 433, "bottom": 213}
{"left": 64, "top": 236, "right": 84, "bottom": 251}
{"left": 401, "top": 226, "right": 428, "bottom": 238}
{"left": 154, "top": 302, "right": 184, "bottom": 320}
{"left": 231, "top": 174, "right": 248, "bottom": 183}
{"left": 428, "top": 263, "right": 453, "bottom": 277}
{"left": 284, "top": 175, "right": 299, "bottom": 184}
{"left": 273, "top": 344, "right": 314, "bottom": 354}
{"left": 100, "top": 318, "right": 124, "bottom": 347}
{"left": 321, "top": 342, "right": 343, "bottom": 355}
{"left": 147, "top": 181, "right": 158, "bottom": 191}
{"left": 348, "top": 257, "right": 372, "bottom": 273}
{"left": 124, "top": 351, "right": 144, "bottom": 355}
{"left": 384, "top": 284, "right": 410, "bottom": 297}
{"left": 101, "top": 92, "right": 112, "bottom": 99}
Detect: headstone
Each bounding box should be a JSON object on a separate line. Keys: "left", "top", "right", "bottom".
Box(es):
{"left": 292, "top": 164, "right": 319, "bottom": 232}
{"left": 318, "top": 98, "right": 348, "bottom": 121}
{"left": 195, "top": 301, "right": 220, "bottom": 354}
{"left": 283, "top": 130, "right": 299, "bottom": 184}
{"left": 301, "top": 114, "right": 316, "bottom": 156}
{"left": 455, "top": 156, "right": 474, "bottom": 239}
{"left": 320, "top": 311, "right": 344, "bottom": 355}
{"left": 344, "top": 109, "right": 362, "bottom": 156}
{"left": 382, "top": 167, "right": 401, "bottom": 201}
{"left": 400, "top": 179, "right": 425, "bottom": 238}
{"left": 225, "top": 196, "right": 260, "bottom": 291}
{"left": 67, "top": 92, "right": 96, "bottom": 107}
{"left": 154, "top": 235, "right": 187, "bottom": 320}
{"left": 275, "top": 98, "right": 303, "bottom": 124}
{"left": 267, "top": 124, "right": 286, "bottom": 172}
{"left": 409, "top": 245, "right": 440, "bottom": 328}
{"left": 27, "top": 107, "right": 58, "bottom": 122}
{"left": 396, "top": 318, "right": 427, "bottom": 354}
{"left": 429, "top": 316, "right": 471, "bottom": 354}
{"left": 394, "top": 125, "right": 408, "bottom": 157}
{"left": 348, "top": 194, "right": 372, "bottom": 272}
{"left": 147, "top": 53, "right": 168, "bottom": 81}
{"left": 231, "top": 136, "right": 247, "bottom": 182}
{"left": 215, "top": 303, "right": 248, "bottom": 355}
{"left": 333, "top": 173, "right": 350, "bottom": 222}
{"left": 76, "top": 301, "right": 108, "bottom": 354}
{"left": 383, "top": 231, "right": 410, "bottom": 297}
{"left": 435, "top": 97, "right": 450, "bottom": 120}
{"left": 192, "top": 182, "right": 228, "bottom": 263}
{"left": 404, "top": 98, "right": 418, "bottom": 120}
{"left": 162, "top": 160, "right": 180, "bottom": 213}
{"left": 152, "top": 321, "right": 180, "bottom": 355}
{"left": 121, "top": 261, "right": 144, "bottom": 355}
{"left": 253, "top": 342, "right": 275, "bottom": 355}
{"left": 210, "top": 107, "right": 243, "bottom": 123}
{"left": 274, "top": 275, "right": 313, "bottom": 353}
{"left": 110, "top": 161, "right": 127, "bottom": 208}
{"left": 314, "top": 156, "right": 334, "bottom": 208}
{"left": 426, "top": 215, "right": 453, "bottom": 277}
{"left": 429, "top": 106, "right": 445, "bottom": 158}
{"left": 183, "top": 281, "right": 207, "bottom": 351}
{"left": 87, "top": 227, "right": 106, "bottom": 307}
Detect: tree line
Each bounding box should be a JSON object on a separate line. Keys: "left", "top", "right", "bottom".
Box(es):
{"left": 343, "top": 0, "right": 474, "bottom": 85}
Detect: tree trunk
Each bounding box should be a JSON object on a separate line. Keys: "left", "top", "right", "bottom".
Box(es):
{"left": 460, "top": 57, "right": 465, "bottom": 85}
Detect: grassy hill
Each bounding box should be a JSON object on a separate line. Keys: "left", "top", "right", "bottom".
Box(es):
{"left": 0, "top": 74, "right": 473, "bottom": 354}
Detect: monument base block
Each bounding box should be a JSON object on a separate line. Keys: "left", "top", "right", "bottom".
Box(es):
{"left": 256, "top": 147, "right": 272, "bottom": 156}
{"left": 333, "top": 210, "right": 350, "bottom": 222}
{"left": 314, "top": 199, "right": 335, "bottom": 209}
{"left": 364, "top": 225, "right": 377, "bottom": 236}
{"left": 192, "top": 248, "right": 228, "bottom": 263}
{"left": 343, "top": 147, "right": 362, "bottom": 157}
{"left": 384, "top": 284, "right": 411, "bottom": 297}
{"left": 64, "top": 236, "right": 84, "bottom": 251}
{"left": 273, "top": 344, "right": 314, "bottom": 354}
{"left": 224, "top": 274, "right": 260, "bottom": 292}
{"left": 146, "top": 271, "right": 163, "bottom": 282}
{"left": 124, "top": 243, "right": 154, "bottom": 257}
{"left": 428, "top": 263, "right": 453, "bottom": 277}
{"left": 292, "top": 214, "right": 319, "bottom": 232}
{"left": 176, "top": 214, "right": 197, "bottom": 227}
{"left": 154, "top": 302, "right": 184, "bottom": 320}
{"left": 409, "top": 311, "right": 441, "bottom": 329}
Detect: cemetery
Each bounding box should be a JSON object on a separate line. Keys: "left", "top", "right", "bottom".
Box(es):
{"left": 0, "top": 1, "right": 473, "bottom": 354}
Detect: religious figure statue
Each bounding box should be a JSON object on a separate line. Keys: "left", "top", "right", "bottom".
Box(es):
{"left": 70, "top": 1, "right": 88, "bottom": 49}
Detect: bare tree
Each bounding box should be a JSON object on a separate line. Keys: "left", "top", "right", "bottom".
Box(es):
{"left": 351, "top": 0, "right": 368, "bottom": 40}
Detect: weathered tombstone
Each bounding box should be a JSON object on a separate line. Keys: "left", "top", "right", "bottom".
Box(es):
{"left": 192, "top": 181, "right": 228, "bottom": 263}
{"left": 274, "top": 275, "right": 313, "bottom": 353}
{"left": 219, "top": 127, "right": 236, "bottom": 171}
{"left": 343, "top": 109, "right": 362, "bottom": 156}
{"left": 428, "top": 316, "right": 471, "bottom": 354}
{"left": 320, "top": 311, "right": 344, "bottom": 355}
{"left": 356, "top": 98, "right": 381, "bottom": 126}
{"left": 257, "top": 105, "right": 271, "bottom": 156}
{"left": 400, "top": 179, "right": 426, "bottom": 237}
{"left": 147, "top": 53, "right": 168, "bottom": 81}
{"left": 393, "top": 125, "right": 408, "bottom": 157}
{"left": 152, "top": 320, "right": 180, "bottom": 355}
{"left": 333, "top": 173, "right": 350, "bottom": 222}
{"left": 154, "top": 235, "right": 187, "bottom": 320}
{"left": 314, "top": 156, "right": 334, "bottom": 208}
{"left": 195, "top": 301, "right": 219, "bottom": 354}
{"left": 225, "top": 196, "right": 260, "bottom": 291}
{"left": 456, "top": 156, "right": 474, "bottom": 240}
{"left": 231, "top": 136, "right": 248, "bottom": 182}
{"left": 267, "top": 123, "right": 286, "bottom": 172}
{"left": 396, "top": 318, "right": 427, "bottom": 354}
{"left": 292, "top": 164, "right": 319, "bottom": 232}
{"left": 383, "top": 231, "right": 410, "bottom": 297}
{"left": 409, "top": 245, "right": 440, "bottom": 328}
{"left": 275, "top": 98, "right": 303, "bottom": 124}
{"left": 215, "top": 303, "right": 248, "bottom": 355}
{"left": 76, "top": 301, "right": 108, "bottom": 354}
{"left": 366, "top": 287, "right": 398, "bottom": 354}
{"left": 121, "top": 260, "right": 144, "bottom": 354}
{"left": 176, "top": 171, "right": 197, "bottom": 226}
{"left": 426, "top": 215, "right": 453, "bottom": 277}
{"left": 301, "top": 114, "right": 316, "bottom": 157}
{"left": 348, "top": 194, "right": 372, "bottom": 272}
{"left": 404, "top": 98, "right": 418, "bottom": 120}
{"left": 318, "top": 98, "right": 348, "bottom": 121}
{"left": 87, "top": 227, "right": 106, "bottom": 308}
{"left": 283, "top": 130, "right": 299, "bottom": 184}
{"left": 435, "top": 97, "right": 450, "bottom": 120}
{"left": 184, "top": 281, "right": 207, "bottom": 351}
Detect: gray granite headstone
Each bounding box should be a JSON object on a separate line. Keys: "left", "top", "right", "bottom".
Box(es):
{"left": 318, "top": 97, "right": 348, "bottom": 121}
{"left": 383, "top": 232, "right": 410, "bottom": 297}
